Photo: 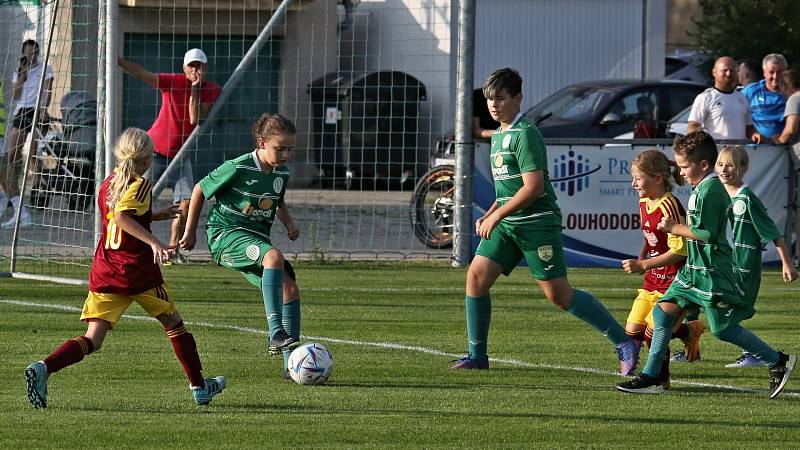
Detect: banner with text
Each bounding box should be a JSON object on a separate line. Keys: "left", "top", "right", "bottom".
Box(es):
{"left": 472, "top": 143, "right": 789, "bottom": 267}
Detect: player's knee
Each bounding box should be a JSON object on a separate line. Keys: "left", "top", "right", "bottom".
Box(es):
{"left": 465, "top": 267, "right": 490, "bottom": 296}
{"left": 712, "top": 325, "right": 739, "bottom": 342}
{"left": 261, "top": 248, "right": 284, "bottom": 268}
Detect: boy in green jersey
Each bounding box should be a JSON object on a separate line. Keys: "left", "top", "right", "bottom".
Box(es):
{"left": 451, "top": 68, "right": 640, "bottom": 375}
{"left": 716, "top": 145, "right": 797, "bottom": 368}
{"left": 180, "top": 114, "right": 303, "bottom": 378}
{"left": 617, "top": 132, "right": 796, "bottom": 397}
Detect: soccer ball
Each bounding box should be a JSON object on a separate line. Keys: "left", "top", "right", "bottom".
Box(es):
{"left": 287, "top": 342, "right": 334, "bottom": 385}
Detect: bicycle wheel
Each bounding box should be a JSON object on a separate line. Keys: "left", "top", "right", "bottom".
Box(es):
{"left": 410, "top": 165, "right": 455, "bottom": 249}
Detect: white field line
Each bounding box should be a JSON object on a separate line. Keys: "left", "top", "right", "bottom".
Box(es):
{"left": 1, "top": 298, "right": 796, "bottom": 398}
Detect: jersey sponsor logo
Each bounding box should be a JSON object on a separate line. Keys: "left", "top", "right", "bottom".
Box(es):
{"left": 245, "top": 179, "right": 258, "bottom": 186}
{"left": 491, "top": 154, "right": 509, "bottom": 178}
{"left": 643, "top": 229, "right": 658, "bottom": 247}
{"left": 502, "top": 134, "right": 512, "bottom": 149}
{"left": 551, "top": 150, "right": 601, "bottom": 197}
{"left": 220, "top": 252, "right": 234, "bottom": 267}
{"left": 273, "top": 177, "right": 284, "bottom": 194}
{"left": 259, "top": 197, "right": 274, "bottom": 210}
{"left": 245, "top": 244, "right": 261, "bottom": 261}
{"left": 537, "top": 245, "right": 553, "bottom": 262}
{"left": 732, "top": 199, "right": 747, "bottom": 215}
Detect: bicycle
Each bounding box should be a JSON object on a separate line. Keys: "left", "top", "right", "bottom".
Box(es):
{"left": 410, "top": 137, "right": 455, "bottom": 249}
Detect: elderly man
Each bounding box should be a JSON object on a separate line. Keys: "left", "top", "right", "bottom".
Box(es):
{"left": 687, "top": 56, "right": 760, "bottom": 142}
{"left": 118, "top": 49, "right": 221, "bottom": 263}
{"left": 742, "top": 53, "right": 788, "bottom": 139}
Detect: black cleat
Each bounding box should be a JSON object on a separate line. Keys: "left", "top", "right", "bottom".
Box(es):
{"left": 769, "top": 353, "right": 796, "bottom": 399}
{"left": 616, "top": 373, "right": 665, "bottom": 394}
{"left": 268, "top": 329, "right": 299, "bottom": 356}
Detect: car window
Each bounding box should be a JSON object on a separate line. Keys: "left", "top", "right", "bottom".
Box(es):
{"left": 665, "top": 86, "right": 703, "bottom": 118}
{"left": 604, "top": 89, "right": 658, "bottom": 123}
{"left": 524, "top": 87, "right": 614, "bottom": 123}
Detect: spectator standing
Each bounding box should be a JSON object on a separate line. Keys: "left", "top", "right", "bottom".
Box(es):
{"left": 736, "top": 59, "right": 762, "bottom": 89}
{"left": 742, "top": 54, "right": 788, "bottom": 139}
{"left": 1, "top": 40, "right": 54, "bottom": 228}
{"left": 472, "top": 88, "right": 500, "bottom": 140}
{"left": 773, "top": 69, "right": 800, "bottom": 149}
{"left": 687, "top": 56, "right": 760, "bottom": 142}
{"left": 118, "top": 48, "right": 222, "bottom": 263}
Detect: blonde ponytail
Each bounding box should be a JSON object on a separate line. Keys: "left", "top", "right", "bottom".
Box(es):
{"left": 106, "top": 128, "right": 154, "bottom": 211}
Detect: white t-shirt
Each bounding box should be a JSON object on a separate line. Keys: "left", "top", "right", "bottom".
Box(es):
{"left": 11, "top": 62, "right": 54, "bottom": 115}
{"left": 688, "top": 87, "right": 753, "bottom": 140}
{"left": 784, "top": 91, "right": 800, "bottom": 163}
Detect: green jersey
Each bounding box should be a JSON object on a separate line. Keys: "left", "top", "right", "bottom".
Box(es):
{"left": 490, "top": 116, "right": 561, "bottom": 228}
{"left": 199, "top": 151, "right": 289, "bottom": 236}
{"left": 666, "top": 174, "right": 741, "bottom": 307}
{"left": 729, "top": 185, "right": 781, "bottom": 306}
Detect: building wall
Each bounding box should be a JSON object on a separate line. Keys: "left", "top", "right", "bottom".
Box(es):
{"left": 474, "top": 0, "right": 666, "bottom": 112}
{"left": 667, "top": 0, "right": 699, "bottom": 52}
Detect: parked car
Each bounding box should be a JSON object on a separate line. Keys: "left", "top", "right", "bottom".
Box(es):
{"left": 665, "top": 50, "right": 712, "bottom": 84}
{"left": 523, "top": 79, "right": 706, "bottom": 139}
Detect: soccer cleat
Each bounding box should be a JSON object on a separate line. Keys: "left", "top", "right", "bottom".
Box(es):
{"left": 769, "top": 353, "right": 796, "bottom": 399}
{"left": 25, "top": 361, "right": 49, "bottom": 409}
{"left": 170, "top": 252, "right": 188, "bottom": 265}
{"left": 192, "top": 376, "right": 226, "bottom": 405}
{"left": 281, "top": 368, "right": 292, "bottom": 381}
{"left": 616, "top": 339, "right": 641, "bottom": 376}
{"left": 726, "top": 352, "right": 766, "bottom": 368}
{"left": 267, "top": 329, "right": 300, "bottom": 356}
{"left": 616, "top": 373, "right": 666, "bottom": 394}
{"left": 682, "top": 320, "right": 705, "bottom": 362}
{"left": 671, "top": 348, "right": 701, "bottom": 363}
{"left": 449, "top": 355, "right": 489, "bottom": 369}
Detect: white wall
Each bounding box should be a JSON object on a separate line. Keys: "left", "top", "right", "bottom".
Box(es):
{"left": 475, "top": 0, "right": 666, "bottom": 111}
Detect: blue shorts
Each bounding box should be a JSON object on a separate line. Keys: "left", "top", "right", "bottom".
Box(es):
{"left": 148, "top": 152, "right": 194, "bottom": 202}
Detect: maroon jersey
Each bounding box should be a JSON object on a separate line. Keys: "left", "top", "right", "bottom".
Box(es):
{"left": 639, "top": 192, "right": 687, "bottom": 293}
{"left": 89, "top": 172, "right": 163, "bottom": 294}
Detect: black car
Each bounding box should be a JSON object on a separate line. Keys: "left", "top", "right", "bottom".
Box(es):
{"left": 524, "top": 79, "right": 706, "bottom": 138}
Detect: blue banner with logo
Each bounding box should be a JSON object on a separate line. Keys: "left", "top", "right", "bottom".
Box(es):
{"left": 472, "top": 143, "right": 789, "bottom": 267}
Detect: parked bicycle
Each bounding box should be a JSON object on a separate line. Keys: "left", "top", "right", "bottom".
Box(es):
{"left": 409, "top": 137, "right": 455, "bottom": 249}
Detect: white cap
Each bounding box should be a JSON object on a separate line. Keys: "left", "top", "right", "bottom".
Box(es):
{"left": 183, "top": 48, "right": 207, "bottom": 66}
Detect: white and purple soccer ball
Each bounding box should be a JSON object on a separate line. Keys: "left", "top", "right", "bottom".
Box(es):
{"left": 287, "top": 342, "right": 334, "bottom": 385}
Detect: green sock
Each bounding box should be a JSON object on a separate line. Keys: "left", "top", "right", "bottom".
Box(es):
{"left": 566, "top": 289, "right": 627, "bottom": 345}
{"left": 715, "top": 325, "right": 780, "bottom": 366}
{"left": 465, "top": 295, "right": 491, "bottom": 359}
{"left": 261, "top": 268, "right": 283, "bottom": 340}
{"left": 282, "top": 299, "right": 301, "bottom": 369}
{"left": 642, "top": 305, "right": 675, "bottom": 378}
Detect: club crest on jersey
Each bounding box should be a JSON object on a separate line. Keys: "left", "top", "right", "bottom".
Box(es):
{"left": 245, "top": 244, "right": 261, "bottom": 261}
{"left": 537, "top": 245, "right": 553, "bottom": 262}
{"left": 732, "top": 199, "right": 746, "bottom": 216}
{"left": 502, "top": 134, "right": 512, "bottom": 149}
{"left": 688, "top": 193, "right": 697, "bottom": 211}
{"left": 273, "top": 177, "right": 284, "bottom": 194}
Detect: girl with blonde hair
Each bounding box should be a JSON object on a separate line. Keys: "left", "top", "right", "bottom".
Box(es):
{"left": 24, "top": 127, "right": 225, "bottom": 409}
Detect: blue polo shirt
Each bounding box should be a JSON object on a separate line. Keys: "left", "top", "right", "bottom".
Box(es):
{"left": 742, "top": 79, "right": 786, "bottom": 137}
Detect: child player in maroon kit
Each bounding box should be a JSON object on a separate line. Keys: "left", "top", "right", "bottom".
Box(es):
{"left": 24, "top": 128, "right": 225, "bottom": 409}
{"left": 621, "top": 149, "right": 705, "bottom": 389}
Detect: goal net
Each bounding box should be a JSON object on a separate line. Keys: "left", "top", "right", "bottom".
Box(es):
{"left": 0, "top": 0, "right": 455, "bottom": 284}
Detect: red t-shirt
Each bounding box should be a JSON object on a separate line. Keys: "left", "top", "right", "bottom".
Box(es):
{"left": 639, "top": 193, "right": 688, "bottom": 293}
{"left": 89, "top": 173, "right": 163, "bottom": 294}
{"left": 147, "top": 73, "right": 221, "bottom": 157}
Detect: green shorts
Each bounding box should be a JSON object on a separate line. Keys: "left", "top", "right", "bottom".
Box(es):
{"left": 208, "top": 226, "right": 275, "bottom": 287}
{"left": 475, "top": 220, "right": 567, "bottom": 280}
{"left": 734, "top": 268, "right": 761, "bottom": 309}
{"left": 659, "top": 283, "right": 753, "bottom": 334}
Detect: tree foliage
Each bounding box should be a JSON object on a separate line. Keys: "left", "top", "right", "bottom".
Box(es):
{"left": 692, "top": 0, "right": 800, "bottom": 67}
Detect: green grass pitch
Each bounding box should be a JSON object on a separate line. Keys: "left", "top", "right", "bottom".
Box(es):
{"left": 2, "top": 262, "right": 800, "bottom": 448}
